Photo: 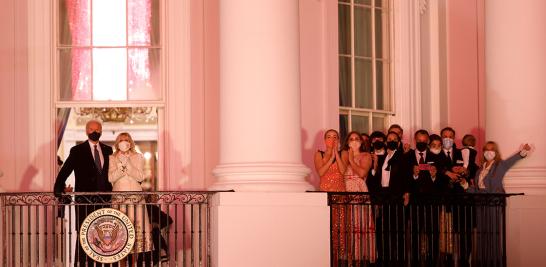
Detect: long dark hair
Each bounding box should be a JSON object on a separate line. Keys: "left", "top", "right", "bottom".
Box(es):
{"left": 342, "top": 131, "right": 366, "bottom": 152}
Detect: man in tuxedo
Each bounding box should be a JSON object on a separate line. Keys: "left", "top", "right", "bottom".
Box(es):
{"left": 406, "top": 129, "right": 447, "bottom": 265}
{"left": 437, "top": 127, "right": 472, "bottom": 266}
{"left": 368, "top": 131, "right": 411, "bottom": 266}
{"left": 54, "top": 120, "right": 113, "bottom": 267}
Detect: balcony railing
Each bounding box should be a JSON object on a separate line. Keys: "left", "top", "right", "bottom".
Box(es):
{"left": 327, "top": 192, "right": 522, "bottom": 267}
{"left": 0, "top": 191, "right": 220, "bottom": 267}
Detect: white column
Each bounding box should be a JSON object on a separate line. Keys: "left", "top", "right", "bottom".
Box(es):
{"left": 209, "top": 2, "right": 329, "bottom": 266}
{"left": 485, "top": 0, "right": 546, "bottom": 194}
{"left": 485, "top": 1, "right": 546, "bottom": 266}
{"left": 211, "top": 0, "right": 312, "bottom": 191}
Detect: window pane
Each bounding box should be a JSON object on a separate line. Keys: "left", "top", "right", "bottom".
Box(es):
{"left": 58, "top": 0, "right": 91, "bottom": 46}
{"left": 338, "top": 4, "right": 351, "bottom": 55}
{"left": 339, "top": 56, "right": 352, "bottom": 107}
{"left": 355, "top": 58, "right": 373, "bottom": 109}
{"left": 93, "top": 48, "right": 127, "bottom": 100}
{"left": 128, "top": 0, "right": 160, "bottom": 46}
{"left": 128, "top": 48, "right": 161, "bottom": 100}
{"left": 375, "top": 8, "right": 386, "bottom": 58}
{"left": 59, "top": 48, "right": 93, "bottom": 101}
{"left": 354, "top": 7, "right": 372, "bottom": 57}
{"left": 351, "top": 115, "right": 369, "bottom": 135}
{"left": 355, "top": 0, "right": 371, "bottom": 5}
{"left": 372, "top": 115, "right": 386, "bottom": 132}
{"left": 92, "top": 0, "right": 127, "bottom": 46}
{"left": 376, "top": 60, "right": 390, "bottom": 110}
{"left": 340, "top": 114, "right": 349, "bottom": 142}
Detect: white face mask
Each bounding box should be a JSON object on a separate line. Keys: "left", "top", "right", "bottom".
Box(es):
{"left": 430, "top": 148, "right": 441, "bottom": 155}
{"left": 118, "top": 141, "right": 131, "bottom": 152}
{"left": 484, "top": 151, "right": 496, "bottom": 161}
{"left": 442, "top": 138, "right": 454, "bottom": 149}
{"left": 349, "top": 141, "right": 362, "bottom": 151}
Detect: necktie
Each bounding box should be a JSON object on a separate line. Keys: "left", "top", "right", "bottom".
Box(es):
{"left": 447, "top": 151, "right": 451, "bottom": 162}
{"left": 94, "top": 144, "right": 102, "bottom": 174}
{"left": 419, "top": 152, "right": 425, "bottom": 164}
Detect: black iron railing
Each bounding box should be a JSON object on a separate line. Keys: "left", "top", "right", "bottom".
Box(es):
{"left": 0, "top": 191, "right": 220, "bottom": 267}
{"left": 327, "top": 192, "right": 522, "bottom": 267}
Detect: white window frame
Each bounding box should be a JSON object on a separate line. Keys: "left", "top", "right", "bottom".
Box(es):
{"left": 53, "top": 0, "right": 166, "bottom": 106}
{"left": 33, "top": 0, "right": 193, "bottom": 189}
{"left": 338, "top": 0, "right": 394, "bottom": 135}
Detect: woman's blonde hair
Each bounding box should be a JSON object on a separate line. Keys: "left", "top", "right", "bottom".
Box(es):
{"left": 481, "top": 141, "right": 502, "bottom": 165}
{"left": 114, "top": 132, "right": 136, "bottom": 155}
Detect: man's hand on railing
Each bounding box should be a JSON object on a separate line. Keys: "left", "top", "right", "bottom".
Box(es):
{"left": 64, "top": 185, "right": 73, "bottom": 193}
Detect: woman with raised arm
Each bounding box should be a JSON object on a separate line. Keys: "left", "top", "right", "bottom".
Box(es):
{"left": 469, "top": 142, "right": 532, "bottom": 266}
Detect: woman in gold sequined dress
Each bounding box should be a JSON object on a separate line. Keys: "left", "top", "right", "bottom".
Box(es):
{"left": 314, "top": 129, "right": 347, "bottom": 266}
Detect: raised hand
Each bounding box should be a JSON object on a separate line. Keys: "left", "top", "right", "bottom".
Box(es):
{"left": 64, "top": 184, "right": 73, "bottom": 192}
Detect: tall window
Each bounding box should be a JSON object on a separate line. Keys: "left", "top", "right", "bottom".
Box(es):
{"left": 55, "top": 0, "right": 162, "bottom": 189}
{"left": 57, "top": 0, "right": 161, "bottom": 101}
{"left": 338, "top": 0, "right": 391, "bottom": 138}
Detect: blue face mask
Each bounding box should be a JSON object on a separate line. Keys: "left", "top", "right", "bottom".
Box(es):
{"left": 442, "top": 138, "right": 454, "bottom": 149}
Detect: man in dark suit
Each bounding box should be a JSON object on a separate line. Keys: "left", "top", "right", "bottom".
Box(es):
{"left": 54, "top": 120, "right": 113, "bottom": 267}
{"left": 368, "top": 131, "right": 411, "bottom": 266}
{"left": 437, "top": 127, "right": 472, "bottom": 267}
{"left": 406, "top": 129, "right": 447, "bottom": 265}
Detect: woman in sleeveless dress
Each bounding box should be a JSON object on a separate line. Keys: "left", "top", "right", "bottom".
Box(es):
{"left": 314, "top": 129, "right": 346, "bottom": 266}
{"left": 108, "top": 132, "right": 153, "bottom": 264}
{"left": 341, "top": 131, "right": 376, "bottom": 264}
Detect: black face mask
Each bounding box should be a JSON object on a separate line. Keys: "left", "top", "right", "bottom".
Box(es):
{"left": 372, "top": 141, "right": 385, "bottom": 150}
{"left": 88, "top": 131, "right": 101, "bottom": 142}
{"left": 416, "top": 142, "right": 428, "bottom": 152}
{"left": 386, "top": 141, "right": 399, "bottom": 151}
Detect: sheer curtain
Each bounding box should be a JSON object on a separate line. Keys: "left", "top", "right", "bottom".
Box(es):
{"left": 63, "top": 0, "right": 155, "bottom": 101}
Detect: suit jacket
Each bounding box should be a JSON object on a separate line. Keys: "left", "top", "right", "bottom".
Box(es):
{"left": 406, "top": 149, "right": 447, "bottom": 195}
{"left": 367, "top": 150, "right": 410, "bottom": 199}
{"left": 437, "top": 147, "right": 467, "bottom": 193}
{"left": 54, "top": 140, "right": 113, "bottom": 195}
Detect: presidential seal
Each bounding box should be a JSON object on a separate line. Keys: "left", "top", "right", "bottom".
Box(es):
{"left": 79, "top": 208, "right": 135, "bottom": 263}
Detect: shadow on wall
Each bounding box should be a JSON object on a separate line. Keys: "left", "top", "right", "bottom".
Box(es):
{"left": 301, "top": 129, "right": 324, "bottom": 190}
{"left": 18, "top": 138, "right": 55, "bottom": 192}
{"left": 162, "top": 130, "right": 189, "bottom": 190}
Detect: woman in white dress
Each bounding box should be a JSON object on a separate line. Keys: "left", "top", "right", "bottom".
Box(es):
{"left": 108, "top": 132, "right": 153, "bottom": 258}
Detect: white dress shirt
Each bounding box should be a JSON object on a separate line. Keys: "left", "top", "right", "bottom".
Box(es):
{"left": 461, "top": 147, "right": 473, "bottom": 169}
{"left": 381, "top": 150, "right": 396, "bottom": 187}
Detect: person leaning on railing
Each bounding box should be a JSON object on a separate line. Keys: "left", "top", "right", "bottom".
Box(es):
{"left": 53, "top": 119, "right": 113, "bottom": 267}
{"left": 467, "top": 142, "right": 532, "bottom": 266}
